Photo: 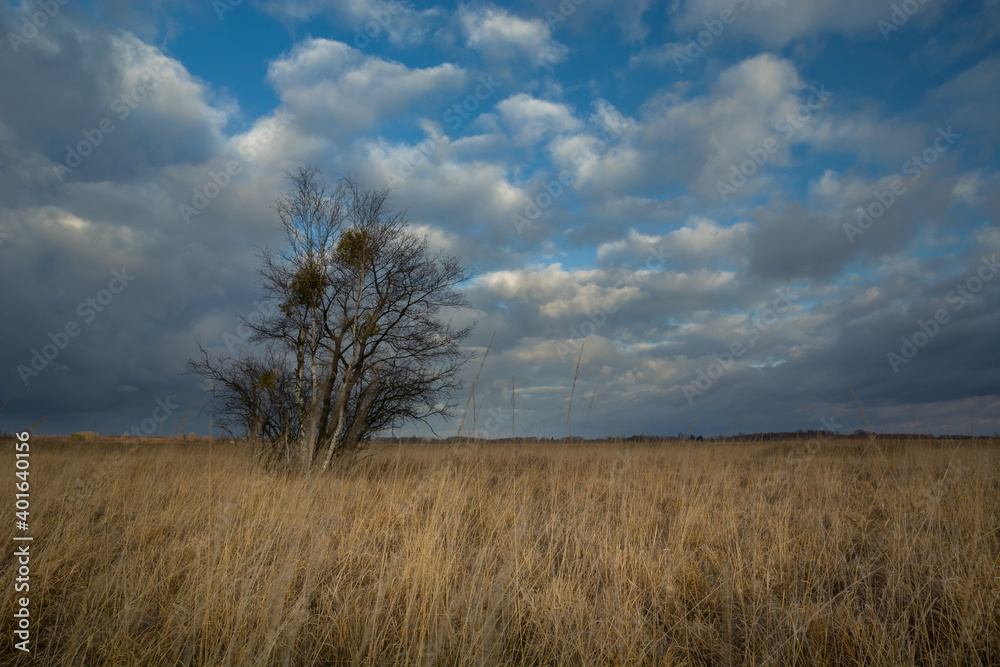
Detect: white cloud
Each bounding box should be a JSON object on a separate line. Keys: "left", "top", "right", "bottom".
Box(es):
{"left": 496, "top": 94, "right": 582, "bottom": 146}
{"left": 260, "top": 0, "right": 441, "bottom": 46}
{"left": 267, "top": 39, "right": 466, "bottom": 139}
{"left": 0, "top": 28, "right": 228, "bottom": 184}
{"left": 470, "top": 256, "right": 743, "bottom": 324}
{"left": 460, "top": 6, "right": 568, "bottom": 67}
{"left": 552, "top": 54, "right": 810, "bottom": 199}
{"left": 597, "top": 217, "right": 753, "bottom": 263}
{"left": 108, "top": 33, "right": 230, "bottom": 133}
{"left": 952, "top": 170, "right": 985, "bottom": 206}
{"left": 473, "top": 263, "right": 638, "bottom": 319}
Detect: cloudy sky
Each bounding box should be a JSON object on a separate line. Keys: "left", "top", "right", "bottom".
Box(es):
{"left": 1, "top": 0, "right": 998, "bottom": 439}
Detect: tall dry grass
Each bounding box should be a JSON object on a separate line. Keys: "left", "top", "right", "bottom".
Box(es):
{"left": 2, "top": 436, "right": 998, "bottom": 665}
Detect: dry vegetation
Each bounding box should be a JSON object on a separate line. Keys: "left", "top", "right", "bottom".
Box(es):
{"left": 2, "top": 436, "right": 998, "bottom": 665}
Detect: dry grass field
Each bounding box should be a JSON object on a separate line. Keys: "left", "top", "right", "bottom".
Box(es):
{"left": 2, "top": 436, "right": 998, "bottom": 665}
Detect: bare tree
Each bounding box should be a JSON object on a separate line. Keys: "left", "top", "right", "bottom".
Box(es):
{"left": 188, "top": 168, "right": 475, "bottom": 471}
{"left": 186, "top": 345, "right": 299, "bottom": 468}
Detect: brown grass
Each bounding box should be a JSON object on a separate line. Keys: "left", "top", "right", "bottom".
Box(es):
{"left": 2, "top": 436, "right": 998, "bottom": 665}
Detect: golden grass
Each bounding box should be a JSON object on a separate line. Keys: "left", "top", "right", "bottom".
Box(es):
{"left": 2, "top": 436, "right": 998, "bottom": 665}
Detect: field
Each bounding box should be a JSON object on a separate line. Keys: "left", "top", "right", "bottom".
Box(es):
{"left": 2, "top": 436, "right": 998, "bottom": 665}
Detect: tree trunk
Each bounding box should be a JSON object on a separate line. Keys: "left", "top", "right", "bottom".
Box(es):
{"left": 306, "top": 304, "right": 320, "bottom": 471}
{"left": 340, "top": 378, "right": 380, "bottom": 455}
{"left": 293, "top": 325, "right": 310, "bottom": 467}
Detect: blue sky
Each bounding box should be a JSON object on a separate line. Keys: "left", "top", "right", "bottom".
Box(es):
{"left": 1, "top": 0, "right": 998, "bottom": 438}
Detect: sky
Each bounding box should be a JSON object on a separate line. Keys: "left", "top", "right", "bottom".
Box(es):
{"left": 1, "top": 0, "right": 998, "bottom": 439}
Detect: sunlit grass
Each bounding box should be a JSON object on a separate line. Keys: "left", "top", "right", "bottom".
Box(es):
{"left": 2, "top": 436, "right": 998, "bottom": 665}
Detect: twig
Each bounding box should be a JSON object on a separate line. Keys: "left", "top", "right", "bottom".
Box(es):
{"left": 457, "top": 332, "right": 494, "bottom": 439}
{"left": 566, "top": 343, "right": 584, "bottom": 439}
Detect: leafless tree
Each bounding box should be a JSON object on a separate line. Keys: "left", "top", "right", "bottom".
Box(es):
{"left": 188, "top": 167, "right": 475, "bottom": 472}
{"left": 186, "top": 345, "right": 299, "bottom": 469}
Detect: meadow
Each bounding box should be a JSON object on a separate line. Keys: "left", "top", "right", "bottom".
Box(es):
{"left": 2, "top": 435, "right": 998, "bottom": 665}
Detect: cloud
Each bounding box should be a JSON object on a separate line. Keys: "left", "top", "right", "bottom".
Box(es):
{"left": 496, "top": 94, "right": 582, "bottom": 145}
{"left": 460, "top": 5, "right": 568, "bottom": 67}
{"left": 670, "top": 0, "right": 921, "bottom": 48}
{"left": 0, "top": 26, "right": 226, "bottom": 186}
{"left": 628, "top": 42, "right": 688, "bottom": 69}
{"left": 353, "top": 129, "right": 551, "bottom": 262}
{"left": 259, "top": 0, "right": 442, "bottom": 46}
{"left": 1, "top": 2, "right": 997, "bottom": 440}
{"left": 596, "top": 220, "right": 753, "bottom": 268}
{"left": 551, "top": 54, "right": 813, "bottom": 200}
{"left": 922, "top": 55, "right": 1000, "bottom": 151}
{"left": 267, "top": 38, "right": 467, "bottom": 140}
